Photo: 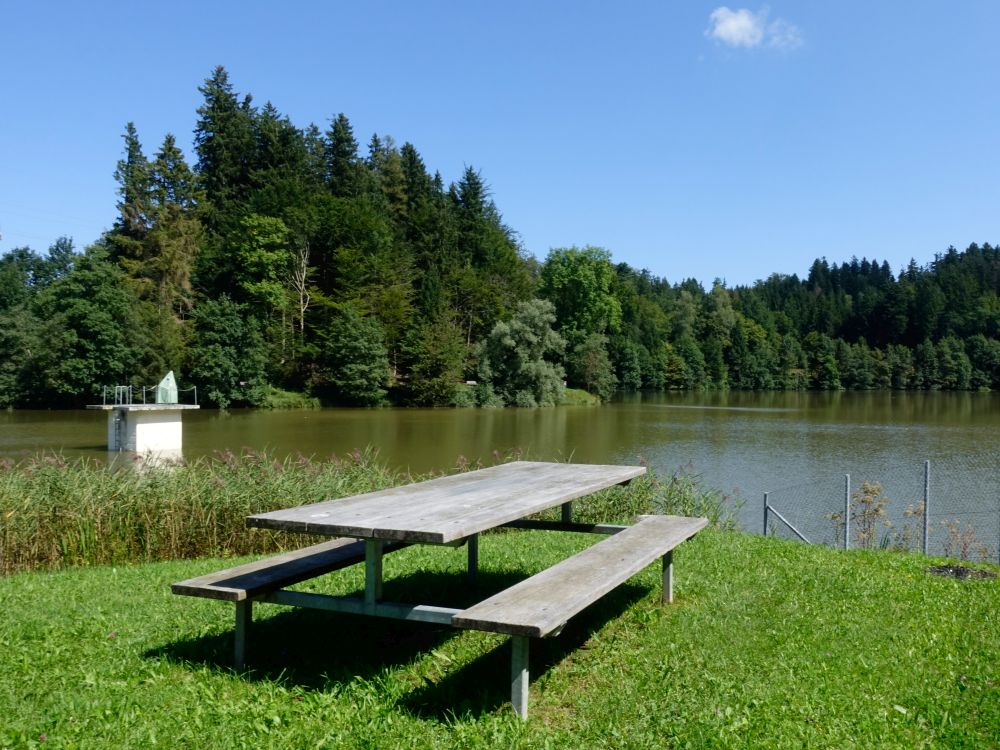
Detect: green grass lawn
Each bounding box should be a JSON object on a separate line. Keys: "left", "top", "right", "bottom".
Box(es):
{"left": 2, "top": 530, "right": 997, "bottom": 749}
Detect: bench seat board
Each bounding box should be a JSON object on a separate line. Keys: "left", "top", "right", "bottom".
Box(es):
{"left": 171, "top": 538, "right": 405, "bottom": 602}
{"left": 452, "top": 515, "right": 708, "bottom": 637}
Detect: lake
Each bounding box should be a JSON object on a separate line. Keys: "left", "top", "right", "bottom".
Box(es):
{"left": 3, "top": 391, "right": 998, "bottom": 554}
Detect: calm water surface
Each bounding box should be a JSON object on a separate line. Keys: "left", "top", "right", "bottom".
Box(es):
{"left": 3, "top": 392, "right": 999, "bottom": 545}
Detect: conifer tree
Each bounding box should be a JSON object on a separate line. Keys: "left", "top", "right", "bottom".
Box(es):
{"left": 187, "top": 295, "right": 268, "bottom": 408}
{"left": 150, "top": 134, "right": 199, "bottom": 209}
{"left": 194, "top": 66, "right": 256, "bottom": 228}
{"left": 112, "top": 122, "right": 152, "bottom": 243}
{"left": 325, "top": 113, "right": 362, "bottom": 197}
{"left": 313, "top": 305, "right": 391, "bottom": 406}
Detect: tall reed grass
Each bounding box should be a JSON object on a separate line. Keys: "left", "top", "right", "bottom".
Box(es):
{"left": 0, "top": 451, "right": 735, "bottom": 575}
{"left": 542, "top": 463, "right": 740, "bottom": 528}
{"left": 0, "top": 448, "right": 401, "bottom": 575}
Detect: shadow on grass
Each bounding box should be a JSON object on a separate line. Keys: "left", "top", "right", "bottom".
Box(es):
{"left": 152, "top": 569, "right": 650, "bottom": 718}
{"left": 150, "top": 569, "right": 519, "bottom": 690}
{"left": 400, "top": 582, "right": 648, "bottom": 720}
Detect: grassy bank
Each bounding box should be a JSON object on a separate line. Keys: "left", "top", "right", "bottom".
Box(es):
{"left": 1, "top": 530, "right": 997, "bottom": 748}
{"left": 0, "top": 452, "right": 731, "bottom": 575}
{"left": 560, "top": 388, "right": 601, "bottom": 405}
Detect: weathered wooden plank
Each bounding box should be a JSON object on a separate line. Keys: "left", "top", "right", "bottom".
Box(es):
{"left": 246, "top": 461, "right": 646, "bottom": 543}
{"left": 171, "top": 538, "right": 406, "bottom": 602}
{"left": 452, "top": 515, "right": 708, "bottom": 638}
{"left": 251, "top": 462, "right": 635, "bottom": 541}
{"left": 427, "top": 466, "right": 641, "bottom": 541}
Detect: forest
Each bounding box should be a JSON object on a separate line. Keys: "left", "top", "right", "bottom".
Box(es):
{"left": 1, "top": 67, "right": 999, "bottom": 409}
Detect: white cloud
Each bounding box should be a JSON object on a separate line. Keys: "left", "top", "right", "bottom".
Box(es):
{"left": 765, "top": 17, "right": 803, "bottom": 50}
{"left": 706, "top": 7, "right": 765, "bottom": 48}
{"left": 705, "top": 7, "right": 803, "bottom": 50}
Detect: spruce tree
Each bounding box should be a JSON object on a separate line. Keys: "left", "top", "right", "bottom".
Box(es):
{"left": 194, "top": 66, "right": 256, "bottom": 227}
{"left": 314, "top": 305, "right": 391, "bottom": 406}
{"left": 325, "top": 113, "right": 361, "bottom": 197}
{"left": 150, "top": 134, "right": 199, "bottom": 210}
{"left": 187, "top": 295, "right": 268, "bottom": 408}
{"left": 112, "top": 122, "right": 151, "bottom": 242}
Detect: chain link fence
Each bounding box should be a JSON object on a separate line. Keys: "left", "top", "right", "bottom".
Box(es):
{"left": 760, "top": 456, "right": 1000, "bottom": 564}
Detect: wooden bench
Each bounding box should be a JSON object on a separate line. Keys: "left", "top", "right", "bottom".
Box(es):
{"left": 171, "top": 537, "right": 406, "bottom": 668}
{"left": 452, "top": 514, "right": 708, "bottom": 718}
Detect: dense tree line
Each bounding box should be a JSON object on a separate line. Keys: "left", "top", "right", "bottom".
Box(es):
{"left": 607, "top": 245, "right": 1000, "bottom": 394}
{"left": 1, "top": 67, "right": 998, "bottom": 408}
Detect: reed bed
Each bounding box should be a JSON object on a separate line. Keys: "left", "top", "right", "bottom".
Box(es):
{"left": 0, "top": 448, "right": 402, "bottom": 575}
{"left": 569, "top": 464, "right": 739, "bottom": 528}
{"left": 0, "top": 450, "right": 735, "bottom": 576}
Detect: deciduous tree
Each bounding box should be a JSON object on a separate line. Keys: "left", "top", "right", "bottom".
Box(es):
{"left": 568, "top": 333, "right": 617, "bottom": 401}
{"left": 477, "top": 299, "right": 565, "bottom": 407}
{"left": 540, "top": 246, "right": 622, "bottom": 346}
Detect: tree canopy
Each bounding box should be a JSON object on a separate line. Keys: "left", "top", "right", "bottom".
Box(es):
{"left": 2, "top": 67, "right": 998, "bottom": 408}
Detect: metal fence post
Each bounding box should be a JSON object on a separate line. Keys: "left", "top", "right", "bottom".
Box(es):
{"left": 763, "top": 492, "right": 769, "bottom": 535}
{"left": 844, "top": 474, "right": 851, "bottom": 550}
{"left": 923, "top": 460, "right": 930, "bottom": 556}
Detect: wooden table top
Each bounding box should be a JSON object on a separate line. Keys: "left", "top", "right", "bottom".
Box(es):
{"left": 246, "top": 461, "right": 646, "bottom": 544}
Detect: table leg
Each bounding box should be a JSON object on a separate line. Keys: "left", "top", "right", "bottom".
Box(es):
{"left": 365, "top": 540, "right": 384, "bottom": 605}
{"left": 234, "top": 600, "right": 252, "bottom": 670}
{"left": 467, "top": 533, "right": 479, "bottom": 585}
{"left": 561, "top": 501, "right": 573, "bottom": 524}
{"left": 511, "top": 635, "right": 530, "bottom": 719}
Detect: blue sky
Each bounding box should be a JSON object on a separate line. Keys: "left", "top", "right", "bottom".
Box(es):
{"left": 1, "top": 1, "right": 998, "bottom": 287}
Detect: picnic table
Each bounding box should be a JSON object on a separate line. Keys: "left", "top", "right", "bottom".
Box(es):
{"left": 173, "top": 461, "right": 707, "bottom": 718}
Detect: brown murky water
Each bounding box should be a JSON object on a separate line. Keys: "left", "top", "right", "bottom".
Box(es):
{"left": 4, "top": 391, "right": 999, "bottom": 547}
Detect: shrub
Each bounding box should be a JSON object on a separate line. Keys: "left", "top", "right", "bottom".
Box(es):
{"left": 258, "top": 386, "right": 320, "bottom": 409}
